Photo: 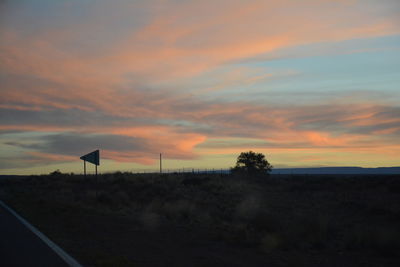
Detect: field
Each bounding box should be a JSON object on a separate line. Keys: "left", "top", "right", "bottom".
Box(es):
{"left": 1, "top": 172, "right": 400, "bottom": 267}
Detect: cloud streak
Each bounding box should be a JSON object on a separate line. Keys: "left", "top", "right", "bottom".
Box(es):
{"left": 1, "top": 100, "right": 399, "bottom": 165}
{"left": 0, "top": 0, "right": 399, "bottom": 171}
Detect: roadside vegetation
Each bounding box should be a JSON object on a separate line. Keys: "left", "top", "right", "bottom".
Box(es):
{"left": 1, "top": 172, "right": 400, "bottom": 266}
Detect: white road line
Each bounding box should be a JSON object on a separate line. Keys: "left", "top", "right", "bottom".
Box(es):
{"left": 0, "top": 200, "right": 83, "bottom": 267}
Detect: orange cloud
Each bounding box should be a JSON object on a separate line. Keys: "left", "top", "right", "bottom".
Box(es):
{"left": 1, "top": 0, "right": 399, "bottom": 171}
{"left": 1, "top": 0, "right": 399, "bottom": 121}
{"left": 304, "top": 132, "right": 350, "bottom": 147}
{"left": 110, "top": 126, "right": 207, "bottom": 159}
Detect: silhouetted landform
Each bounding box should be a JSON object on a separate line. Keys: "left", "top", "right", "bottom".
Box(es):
{"left": 1, "top": 172, "right": 399, "bottom": 266}
{"left": 0, "top": 175, "right": 25, "bottom": 179}
{"left": 272, "top": 166, "right": 400, "bottom": 175}
{"left": 1, "top": 167, "right": 399, "bottom": 178}
{"left": 198, "top": 167, "right": 400, "bottom": 175}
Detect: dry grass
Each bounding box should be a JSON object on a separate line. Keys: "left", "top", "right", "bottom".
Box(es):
{"left": 1, "top": 172, "right": 400, "bottom": 266}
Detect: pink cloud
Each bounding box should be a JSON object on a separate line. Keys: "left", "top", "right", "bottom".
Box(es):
{"left": 1, "top": 0, "right": 399, "bottom": 169}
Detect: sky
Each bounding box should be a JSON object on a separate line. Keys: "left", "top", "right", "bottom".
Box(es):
{"left": 1, "top": 0, "right": 399, "bottom": 175}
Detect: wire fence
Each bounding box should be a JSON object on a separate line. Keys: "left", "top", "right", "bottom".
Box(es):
{"left": 121, "top": 168, "right": 231, "bottom": 175}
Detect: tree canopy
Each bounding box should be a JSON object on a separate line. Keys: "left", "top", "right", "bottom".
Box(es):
{"left": 231, "top": 151, "right": 273, "bottom": 176}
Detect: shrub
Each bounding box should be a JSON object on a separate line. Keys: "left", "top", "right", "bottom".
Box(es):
{"left": 231, "top": 151, "right": 273, "bottom": 176}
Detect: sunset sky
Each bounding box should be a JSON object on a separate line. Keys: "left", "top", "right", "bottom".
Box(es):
{"left": 1, "top": 0, "right": 399, "bottom": 174}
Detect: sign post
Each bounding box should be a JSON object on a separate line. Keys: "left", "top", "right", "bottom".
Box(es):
{"left": 80, "top": 150, "right": 100, "bottom": 173}
{"left": 84, "top": 160, "right": 86, "bottom": 177}
{"left": 80, "top": 150, "right": 100, "bottom": 198}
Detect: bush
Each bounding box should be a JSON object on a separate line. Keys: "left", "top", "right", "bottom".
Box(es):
{"left": 231, "top": 151, "right": 273, "bottom": 176}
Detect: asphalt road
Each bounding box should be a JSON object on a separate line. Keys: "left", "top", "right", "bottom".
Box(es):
{"left": 0, "top": 202, "right": 71, "bottom": 267}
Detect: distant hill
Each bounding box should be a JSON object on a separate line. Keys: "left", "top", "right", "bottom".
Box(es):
{"left": 0, "top": 175, "right": 26, "bottom": 179}
{"left": 2, "top": 167, "right": 400, "bottom": 177}
{"left": 271, "top": 167, "right": 400, "bottom": 175}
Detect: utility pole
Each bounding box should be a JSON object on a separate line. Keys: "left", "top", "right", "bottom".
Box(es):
{"left": 160, "top": 153, "right": 162, "bottom": 173}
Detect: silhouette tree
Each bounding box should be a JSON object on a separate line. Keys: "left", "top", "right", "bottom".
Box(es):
{"left": 231, "top": 151, "right": 273, "bottom": 176}
{"left": 49, "top": 169, "right": 62, "bottom": 176}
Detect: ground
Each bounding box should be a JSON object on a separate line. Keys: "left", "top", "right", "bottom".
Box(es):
{"left": 1, "top": 172, "right": 399, "bottom": 266}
